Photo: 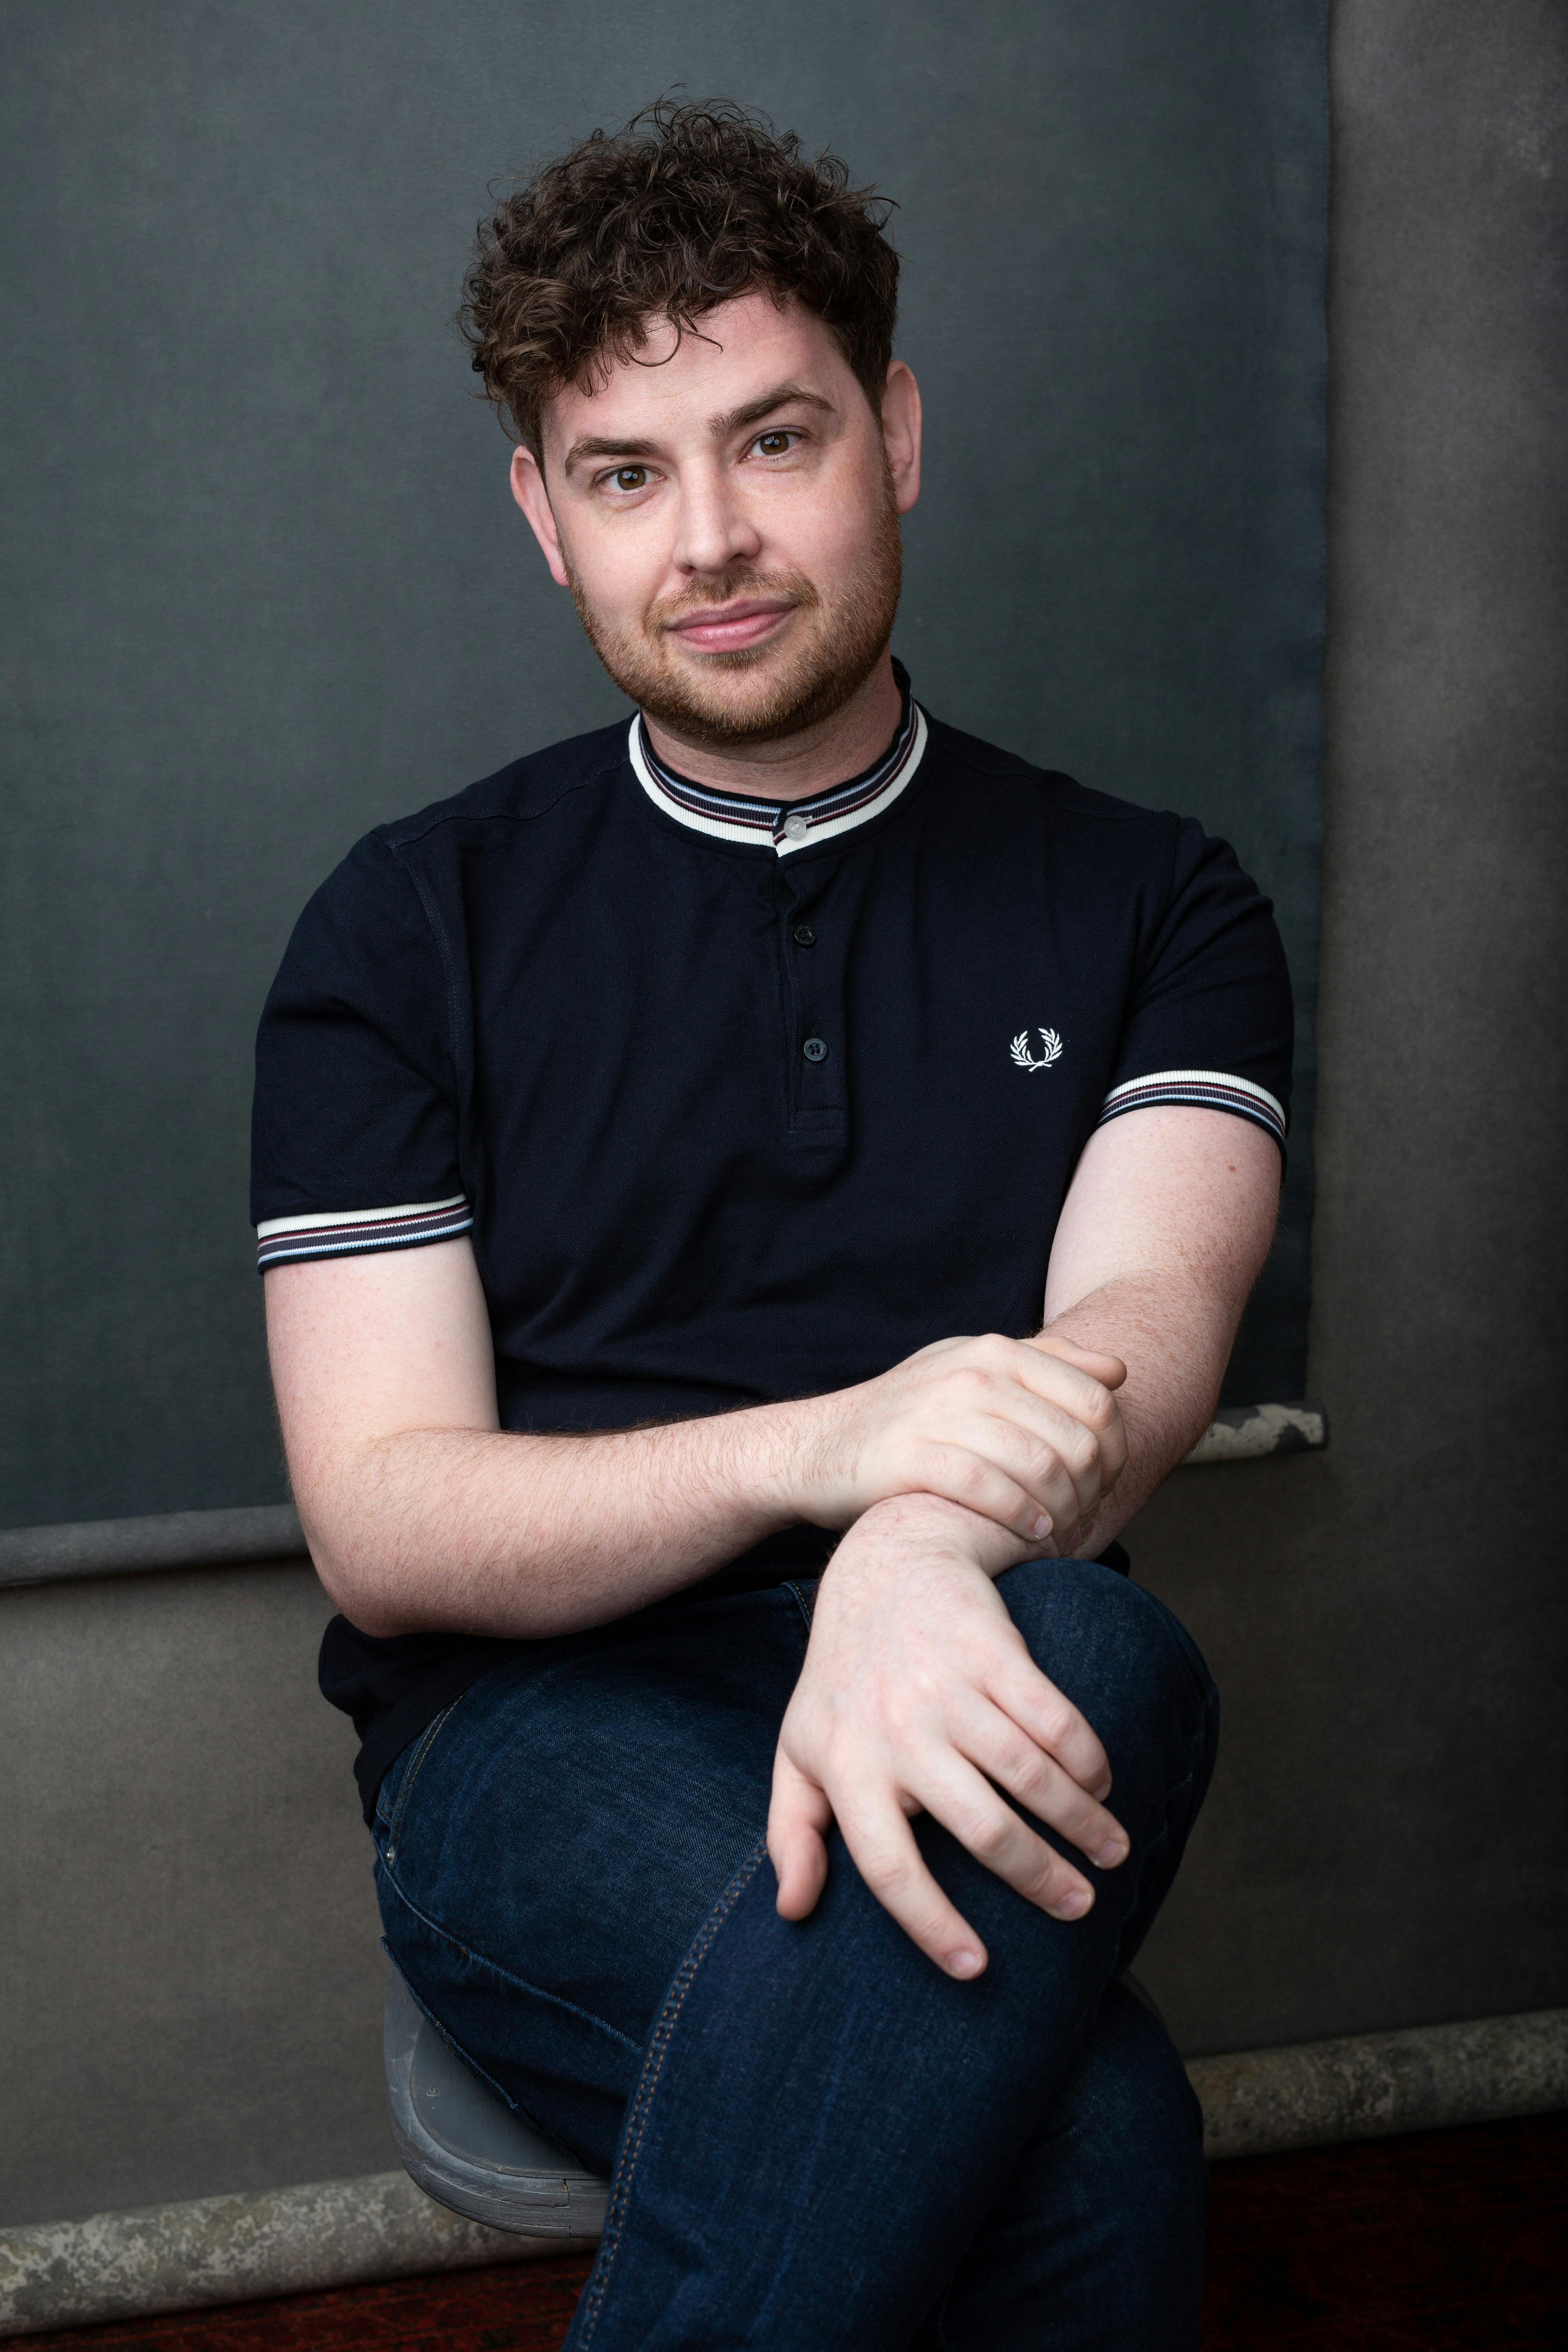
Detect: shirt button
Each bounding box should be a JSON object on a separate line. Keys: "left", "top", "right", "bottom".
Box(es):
{"left": 782, "top": 812, "right": 810, "bottom": 841}
{"left": 792, "top": 924, "right": 816, "bottom": 947}
{"left": 802, "top": 1037, "right": 829, "bottom": 1064}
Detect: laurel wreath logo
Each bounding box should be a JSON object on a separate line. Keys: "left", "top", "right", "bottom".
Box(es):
{"left": 1011, "top": 1027, "right": 1063, "bottom": 1072}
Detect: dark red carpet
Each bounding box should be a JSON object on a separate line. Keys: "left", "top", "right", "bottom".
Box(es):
{"left": 24, "top": 2114, "right": 1566, "bottom": 2352}
{"left": 1201, "top": 2113, "right": 1566, "bottom": 2348}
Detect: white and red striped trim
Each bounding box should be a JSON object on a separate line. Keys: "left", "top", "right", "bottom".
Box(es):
{"left": 1096, "top": 1070, "right": 1286, "bottom": 1146}
{"left": 256, "top": 1195, "right": 473, "bottom": 1271}
{"left": 628, "top": 699, "right": 928, "bottom": 856}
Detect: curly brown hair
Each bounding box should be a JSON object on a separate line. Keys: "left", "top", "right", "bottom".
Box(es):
{"left": 460, "top": 98, "right": 900, "bottom": 457}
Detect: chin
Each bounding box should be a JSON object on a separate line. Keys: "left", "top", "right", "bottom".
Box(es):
{"left": 642, "top": 658, "right": 873, "bottom": 748}
{"left": 591, "top": 597, "right": 898, "bottom": 748}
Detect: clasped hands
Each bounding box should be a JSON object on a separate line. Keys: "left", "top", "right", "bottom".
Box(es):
{"left": 771, "top": 1333, "right": 1132, "bottom": 1977}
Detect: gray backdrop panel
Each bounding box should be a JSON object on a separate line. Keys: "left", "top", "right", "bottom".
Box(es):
{"left": 0, "top": 0, "right": 1326, "bottom": 1528}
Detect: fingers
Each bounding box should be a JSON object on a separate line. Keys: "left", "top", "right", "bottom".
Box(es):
{"left": 1029, "top": 1332, "right": 1128, "bottom": 1390}
{"left": 967, "top": 1338, "right": 1129, "bottom": 1528}
{"left": 908, "top": 1438, "right": 1078, "bottom": 1548}
{"left": 1012, "top": 1343, "right": 1125, "bottom": 1459}
{"left": 988, "top": 1655, "right": 1114, "bottom": 1801}
{"left": 955, "top": 1693, "right": 1128, "bottom": 1866}
{"left": 913, "top": 1751, "right": 1102, "bottom": 1921}
{"left": 768, "top": 1746, "right": 833, "bottom": 1921}
{"left": 833, "top": 1795, "right": 991, "bottom": 1978}
{"left": 820, "top": 1332, "right": 1130, "bottom": 1539}
{"left": 777, "top": 1726, "right": 996, "bottom": 1974}
{"left": 835, "top": 1746, "right": 1110, "bottom": 1978}
{"left": 1026, "top": 1336, "right": 1131, "bottom": 1492}
{"left": 975, "top": 1394, "right": 1114, "bottom": 1530}
{"left": 895, "top": 1345, "right": 1129, "bottom": 1544}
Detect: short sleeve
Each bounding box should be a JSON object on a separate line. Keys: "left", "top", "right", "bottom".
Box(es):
{"left": 1098, "top": 819, "right": 1294, "bottom": 1151}
{"left": 250, "top": 836, "right": 471, "bottom": 1271}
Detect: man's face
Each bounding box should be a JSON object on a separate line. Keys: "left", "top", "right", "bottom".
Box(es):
{"left": 510, "top": 293, "right": 922, "bottom": 748}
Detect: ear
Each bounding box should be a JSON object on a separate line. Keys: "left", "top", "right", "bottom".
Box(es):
{"left": 880, "top": 361, "right": 922, "bottom": 516}
{"left": 510, "top": 445, "right": 572, "bottom": 589}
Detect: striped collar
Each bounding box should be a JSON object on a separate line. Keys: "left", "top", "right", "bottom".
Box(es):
{"left": 628, "top": 682, "right": 928, "bottom": 857}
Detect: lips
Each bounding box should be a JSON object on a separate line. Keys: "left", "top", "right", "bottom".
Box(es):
{"left": 666, "top": 599, "right": 797, "bottom": 654}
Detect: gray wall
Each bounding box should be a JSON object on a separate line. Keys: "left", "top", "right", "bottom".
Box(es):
{"left": 1132, "top": 0, "right": 1568, "bottom": 2049}
{"left": 0, "top": 0, "right": 1325, "bottom": 1538}
{"left": 2, "top": 0, "right": 1565, "bottom": 2230}
{"left": 4, "top": 1567, "right": 385, "bottom": 2222}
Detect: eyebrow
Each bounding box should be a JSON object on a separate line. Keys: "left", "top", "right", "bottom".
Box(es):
{"left": 713, "top": 382, "right": 835, "bottom": 436}
{"left": 560, "top": 382, "right": 835, "bottom": 478}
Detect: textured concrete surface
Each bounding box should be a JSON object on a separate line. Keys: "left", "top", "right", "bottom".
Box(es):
{"left": 4, "top": 2010, "right": 1561, "bottom": 2336}
{"left": 1184, "top": 1403, "right": 1327, "bottom": 1466}
{"left": 1191, "top": 2008, "right": 1568, "bottom": 2161}
{"left": 0, "top": 2172, "right": 578, "bottom": 2338}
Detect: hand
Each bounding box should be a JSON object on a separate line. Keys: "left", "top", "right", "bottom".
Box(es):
{"left": 768, "top": 1496, "right": 1129, "bottom": 1976}
{"left": 787, "top": 1331, "right": 1128, "bottom": 1551}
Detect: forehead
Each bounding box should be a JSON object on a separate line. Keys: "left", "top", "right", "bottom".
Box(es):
{"left": 539, "top": 292, "right": 857, "bottom": 457}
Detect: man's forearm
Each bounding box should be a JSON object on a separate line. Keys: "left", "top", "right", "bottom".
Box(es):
{"left": 297, "top": 1403, "right": 819, "bottom": 1641}
{"left": 274, "top": 1239, "right": 1134, "bottom": 1640}
{"left": 1036, "top": 1271, "right": 1232, "bottom": 1557}
{"left": 296, "top": 1274, "right": 1212, "bottom": 1637}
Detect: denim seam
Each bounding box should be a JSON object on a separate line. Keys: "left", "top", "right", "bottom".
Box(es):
{"left": 783, "top": 1578, "right": 815, "bottom": 1636}
{"left": 381, "top": 1701, "right": 458, "bottom": 1850}
{"left": 573, "top": 1837, "right": 770, "bottom": 2347}
{"left": 387, "top": 1950, "right": 536, "bottom": 2115}
{"left": 378, "top": 1867, "right": 644, "bottom": 2057}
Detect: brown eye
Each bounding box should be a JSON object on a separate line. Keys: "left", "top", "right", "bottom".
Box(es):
{"left": 755, "top": 432, "right": 793, "bottom": 456}
{"left": 612, "top": 466, "right": 648, "bottom": 492}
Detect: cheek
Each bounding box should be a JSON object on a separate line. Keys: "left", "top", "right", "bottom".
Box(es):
{"left": 773, "top": 453, "right": 890, "bottom": 574}
{"left": 577, "top": 532, "right": 665, "bottom": 626}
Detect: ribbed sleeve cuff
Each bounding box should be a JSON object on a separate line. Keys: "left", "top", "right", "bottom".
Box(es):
{"left": 256, "top": 1196, "right": 473, "bottom": 1271}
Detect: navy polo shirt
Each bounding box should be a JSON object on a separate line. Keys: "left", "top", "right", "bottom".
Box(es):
{"left": 252, "top": 668, "right": 1292, "bottom": 1815}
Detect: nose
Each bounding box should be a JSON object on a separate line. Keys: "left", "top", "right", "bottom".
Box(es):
{"left": 671, "top": 459, "right": 762, "bottom": 577}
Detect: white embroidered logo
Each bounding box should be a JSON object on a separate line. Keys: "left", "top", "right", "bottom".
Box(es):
{"left": 1011, "top": 1028, "right": 1063, "bottom": 1072}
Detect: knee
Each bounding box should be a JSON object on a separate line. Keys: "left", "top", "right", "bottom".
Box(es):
{"left": 994, "top": 1557, "right": 1216, "bottom": 1770}
{"left": 1059, "top": 1980, "right": 1204, "bottom": 2165}
{"left": 1046, "top": 1981, "right": 1208, "bottom": 2269}
{"left": 998, "top": 1555, "right": 1198, "bottom": 1686}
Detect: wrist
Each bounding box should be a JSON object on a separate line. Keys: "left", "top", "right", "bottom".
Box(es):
{"left": 753, "top": 1387, "right": 849, "bottom": 1526}
{"left": 739, "top": 1390, "right": 838, "bottom": 1527}
{"left": 834, "top": 1490, "right": 1032, "bottom": 1581}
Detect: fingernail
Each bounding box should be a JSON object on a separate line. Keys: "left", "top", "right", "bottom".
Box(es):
{"left": 1031, "top": 1514, "right": 1051, "bottom": 1540}
{"left": 947, "top": 1948, "right": 984, "bottom": 1978}
{"left": 1094, "top": 1839, "right": 1128, "bottom": 1869}
{"left": 1053, "top": 1887, "right": 1092, "bottom": 1920}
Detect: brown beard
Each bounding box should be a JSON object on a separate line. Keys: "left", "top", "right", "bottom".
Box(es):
{"left": 563, "top": 479, "right": 904, "bottom": 750}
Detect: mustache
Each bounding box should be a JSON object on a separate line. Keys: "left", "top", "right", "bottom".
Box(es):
{"left": 648, "top": 569, "right": 821, "bottom": 628}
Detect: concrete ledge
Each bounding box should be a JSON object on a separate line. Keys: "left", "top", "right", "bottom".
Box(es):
{"left": 0, "top": 1506, "right": 306, "bottom": 1588}
{"left": 0, "top": 2170, "right": 586, "bottom": 2338}
{"left": 1183, "top": 1401, "right": 1328, "bottom": 1466}
{"left": 2, "top": 2007, "right": 1560, "bottom": 2336}
{"left": 1189, "top": 2006, "right": 1568, "bottom": 2159}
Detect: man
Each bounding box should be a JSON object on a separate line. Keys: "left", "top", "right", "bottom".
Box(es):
{"left": 254, "top": 100, "right": 1290, "bottom": 2350}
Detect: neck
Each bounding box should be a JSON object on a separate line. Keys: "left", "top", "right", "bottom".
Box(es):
{"left": 640, "top": 651, "right": 902, "bottom": 803}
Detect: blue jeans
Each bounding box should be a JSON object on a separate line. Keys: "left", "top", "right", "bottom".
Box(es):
{"left": 372, "top": 1558, "right": 1218, "bottom": 2350}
